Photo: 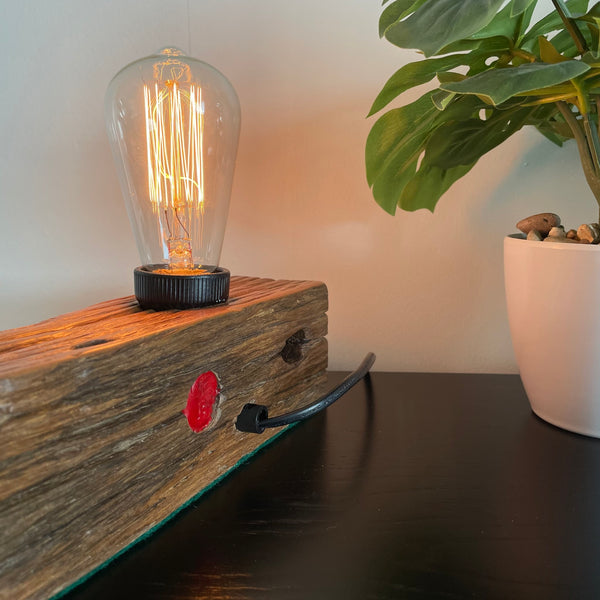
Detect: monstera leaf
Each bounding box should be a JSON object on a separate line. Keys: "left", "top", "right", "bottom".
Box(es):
{"left": 383, "top": 0, "right": 506, "bottom": 57}
{"left": 441, "top": 61, "right": 590, "bottom": 106}
{"left": 366, "top": 0, "right": 600, "bottom": 214}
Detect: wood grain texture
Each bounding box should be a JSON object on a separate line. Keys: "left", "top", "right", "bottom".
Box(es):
{"left": 0, "top": 277, "right": 328, "bottom": 600}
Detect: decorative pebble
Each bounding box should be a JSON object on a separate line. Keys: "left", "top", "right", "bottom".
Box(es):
{"left": 527, "top": 229, "right": 543, "bottom": 241}
{"left": 517, "top": 213, "right": 561, "bottom": 235}
{"left": 518, "top": 214, "right": 600, "bottom": 245}
{"left": 577, "top": 223, "right": 600, "bottom": 244}
{"left": 547, "top": 225, "right": 566, "bottom": 238}
{"left": 543, "top": 236, "right": 578, "bottom": 243}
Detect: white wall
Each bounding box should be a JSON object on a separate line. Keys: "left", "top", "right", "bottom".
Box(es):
{"left": 0, "top": 1, "right": 592, "bottom": 372}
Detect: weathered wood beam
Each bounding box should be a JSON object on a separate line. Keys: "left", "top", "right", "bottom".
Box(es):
{"left": 0, "top": 277, "right": 328, "bottom": 600}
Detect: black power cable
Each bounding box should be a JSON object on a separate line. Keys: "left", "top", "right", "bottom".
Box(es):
{"left": 235, "top": 352, "right": 376, "bottom": 434}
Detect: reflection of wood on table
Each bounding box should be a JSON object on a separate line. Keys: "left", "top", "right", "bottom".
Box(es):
{"left": 64, "top": 372, "right": 600, "bottom": 600}
{"left": 0, "top": 277, "right": 328, "bottom": 600}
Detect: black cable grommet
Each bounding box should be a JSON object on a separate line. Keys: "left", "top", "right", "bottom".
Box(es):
{"left": 236, "top": 403, "right": 269, "bottom": 434}
{"left": 235, "top": 352, "right": 376, "bottom": 434}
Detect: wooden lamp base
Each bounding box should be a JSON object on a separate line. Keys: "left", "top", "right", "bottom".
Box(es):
{"left": 0, "top": 277, "right": 328, "bottom": 600}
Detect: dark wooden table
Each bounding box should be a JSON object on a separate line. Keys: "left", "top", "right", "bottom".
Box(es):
{"left": 62, "top": 372, "right": 600, "bottom": 600}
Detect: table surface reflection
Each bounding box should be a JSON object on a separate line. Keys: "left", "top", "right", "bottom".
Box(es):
{"left": 63, "top": 372, "right": 600, "bottom": 600}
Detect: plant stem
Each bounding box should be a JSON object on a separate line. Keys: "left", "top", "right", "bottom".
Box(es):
{"left": 574, "top": 80, "right": 600, "bottom": 178}
{"left": 550, "top": 0, "right": 588, "bottom": 54}
{"left": 584, "top": 114, "right": 600, "bottom": 176}
{"left": 511, "top": 48, "right": 537, "bottom": 63}
{"left": 557, "top": 101, "right": 600, "bottom": 217}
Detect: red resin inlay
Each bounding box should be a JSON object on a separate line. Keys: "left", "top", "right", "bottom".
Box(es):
{"left": 183, "top": 371, "right": 220, "bottom": 433}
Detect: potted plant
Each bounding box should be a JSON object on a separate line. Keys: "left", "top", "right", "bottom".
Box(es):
{"left": 366, "top": 0, "right": 600, "bottom": 437}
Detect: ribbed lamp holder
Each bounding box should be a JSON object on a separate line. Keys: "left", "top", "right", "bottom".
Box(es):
{"left": 134, "top": 266, "right": 230, "bottom": 310}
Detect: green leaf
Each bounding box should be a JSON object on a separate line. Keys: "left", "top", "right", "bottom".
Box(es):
{"left": 437, "top": 38, "right": 485, "bottom": 54}
{"left": 425, "top": 107, "right": 535, "bottom": 169}
{"left": 539, "top": 35, "right": 571, "bottom": 61}
{"left": 433, "top": 94, "right": 487, "bottom": 121}
{"left": 514, "top": 1, "right": 539, "bottom": 41}
{"left": 535, "top": 122, "right": 569, "bottom": 144}
{"left": 583, "top": 49, "right": 600, "bottom": 62}
{"left": 369, "top": 35, "right": 514, "bottom": 116}
{"left": 370, "top": 156, "right": 418, "bottom": 215}
{"left": 543, "top": 117, "right": 575, "bottom": 138}
{"left": 548, "top": 27, "right": 592, "bottom": 55}
{"left": 469, "top": 0, "right": 526, "bottom": 41}
{"left": 536, "top": 127, "right": 566, "bottom": 145}
{"left": 425, "top": 119, "right": 488, "bottom": 168}
{"left": 379, "top": 0, "right": 428, "bottom": 37}
{"left": 440, "top": 60, "right": 590, "bottom": 105}
{"left": 511, "top": 0, "right": 537, "bottom": 17}
{"left": 392, "top": 105, "right": 536, "bottom": 212}
{"left": 368, "top": 54, "right": 475, "bottom": 116}
{"left": 366, "top": 95, "right": 439, "bottom": 214}
{"left": 384, "top": 0, "right": 505, "bottom": 57}
{"left": 587, "top": 22, "right": 600, "bottom": 53}
{"left": 397, "top": 162, "right": 475, "bottom": 212}
{"left": 366, "top": 94, "right": 484, "bottom": 214}
{"left": 436, "top": 29, "right": 514, "bottom": 54}
{"left": 575, "top": 3, "right": 600, "bottom": 51}
{"left": 522, "top": 0, "right": 589, "bottom": 49}
{"left": 432, "top": 90, "right": 456, "bottom": 110}
{"left": 581, "top": 1, "right": 600, "bottom": 19}
{"left": 466, "top": 45, "right": 513, "bottom": 75}
{"left": 437, "top": 72, "right": 467, "bottom": 83}
{"left": 366, "top": 92, "right": 438, "bottom": 189}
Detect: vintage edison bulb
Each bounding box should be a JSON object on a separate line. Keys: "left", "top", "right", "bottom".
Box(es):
{"left": 105, "top": 48, "right": 240, "bottom": 308}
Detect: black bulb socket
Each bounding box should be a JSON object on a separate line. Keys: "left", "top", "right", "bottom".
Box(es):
{"left": 134, "top": 265, "right": 230, "bottom": 310}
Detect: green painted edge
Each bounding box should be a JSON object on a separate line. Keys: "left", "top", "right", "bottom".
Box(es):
{"left": 50, "top": 422, "right": 299, "bottom": 600}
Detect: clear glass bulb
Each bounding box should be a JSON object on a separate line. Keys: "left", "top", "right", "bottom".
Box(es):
{"left": 105, "top": 47, "right": 240, "bottom": 276}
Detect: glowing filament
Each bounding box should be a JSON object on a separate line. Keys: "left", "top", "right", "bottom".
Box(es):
{"left": 144, "top": 82, "right": 205, "bottom": 268}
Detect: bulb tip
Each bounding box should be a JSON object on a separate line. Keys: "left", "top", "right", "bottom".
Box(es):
{"left": 156, "top": 46, "right": 186, "bottom": 57}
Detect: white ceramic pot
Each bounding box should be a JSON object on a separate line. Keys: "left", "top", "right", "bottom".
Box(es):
{"left": 504, "top": 234, "right": 600, "bottom": 437}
